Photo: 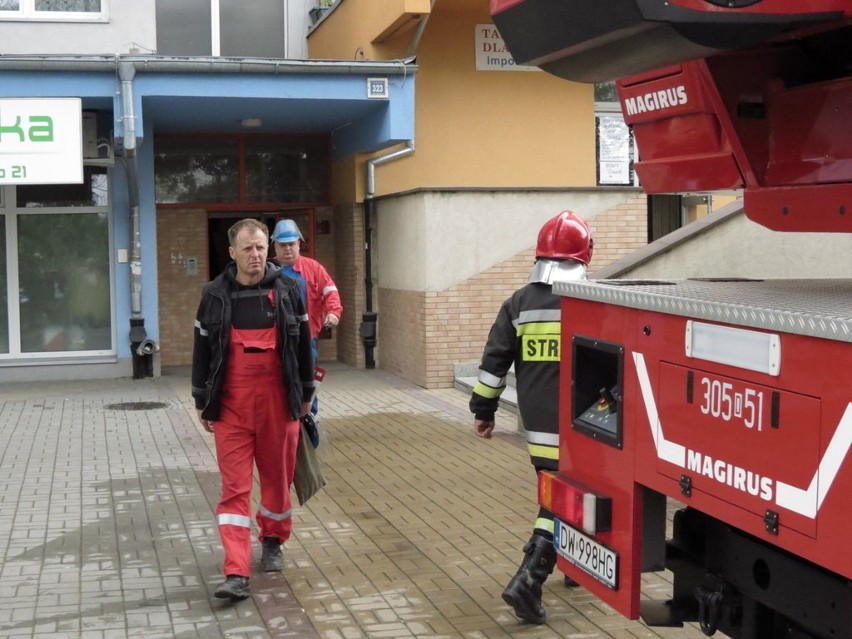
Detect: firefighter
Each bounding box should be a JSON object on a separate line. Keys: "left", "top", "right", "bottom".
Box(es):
{"left": 192, "top": 218, "right": 315, "bottom": 601}
{"left": 470, "top": 210, "right": 593, "bottom": 624}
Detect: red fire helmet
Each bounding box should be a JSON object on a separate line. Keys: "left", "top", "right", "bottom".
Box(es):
{"left": 535, "top": 210, "right": 594, "bottom": 264}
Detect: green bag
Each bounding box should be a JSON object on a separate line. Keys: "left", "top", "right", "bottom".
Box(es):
{"left": 293, "top": 420, "right": 326, "bottom": 506}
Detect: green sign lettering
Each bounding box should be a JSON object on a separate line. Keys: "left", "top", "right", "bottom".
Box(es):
{"left": 0, "top": 114, "right": 54, "bottom": 142}
{"left": 28, "top": 115, "right": 54, "bottom": 142}
{"left": 0, "top": 116, "right": 24, "bottom": 142}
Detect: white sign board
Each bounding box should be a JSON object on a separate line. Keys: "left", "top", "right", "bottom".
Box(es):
{"left": 0, "top": 98, "right": 83, "bottom": 184}
{"left": 475, "top": 24, "right": 538, "bottom": 72}
{"left": 597, "top": 115, "right": 633, "bottom": 186}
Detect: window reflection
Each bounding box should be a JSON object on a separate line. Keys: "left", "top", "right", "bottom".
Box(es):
{"left": 17, "top": 166, "right": 109, "bottom": 207}
{"left": 17, "top": 213, "right": 111, "bottom": 353}
{"left": 154, "top": 135, "right": 329, "bottom": 204}
{"left": 155, "top": 137, "right": 240, "bottom": 204}
{"left": 36, "top": 0, "right": 101, "bottom": 10}
{"left": 245, "top": 137, "right": 329, "bottom": 203}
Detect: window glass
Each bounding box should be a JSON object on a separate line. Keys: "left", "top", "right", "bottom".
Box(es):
{"left": 0, "top": 217, "right": 7, "bottom": 354}
{"left": 0, "top": 0, "right": 105, "bottom": 17}
{"left": 156, "top": 0, "right": 212, "bottom": 56}
{"left": 155, "top": 138, "right": 240, "bottom": 203}
{"left": 245, "top": 137, "right": 329, "bottom": 203}
{"left": 594, "top": 82, "right": 618, "bottom": 104}
{"left": 17, "top": 166, "right": 109, "bottom": 208}
{"left": 35, "top": 0, "right": 100, "bottom": 10}
{"left": 17, "top": 212, "right": 111, "bottom": 353}
{"left": 220, "top": 0, "right": 284, "bottom": 57}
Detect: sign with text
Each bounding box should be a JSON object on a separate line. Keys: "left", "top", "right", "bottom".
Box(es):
{"left": 597, "top": 115, "right": 634, "bottom": 186}
{"left": 475, "top": 25, "right": 538, "bottom": 72}
{"left": 0, "top": 98, "right": 83, "bottom": 184}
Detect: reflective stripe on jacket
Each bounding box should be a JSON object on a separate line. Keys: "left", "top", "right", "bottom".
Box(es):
{"left": 470, "top": 282, "right": 561, "bottom": 470}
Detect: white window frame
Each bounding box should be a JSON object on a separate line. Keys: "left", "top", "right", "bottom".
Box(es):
{"left": 0, "top": 182, "right": 116, "bottom": 360}
{"left": 0, "top": 0, "right": 109, "bottom": 23}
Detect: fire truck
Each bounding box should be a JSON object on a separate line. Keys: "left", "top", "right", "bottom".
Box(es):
{"left": 491, "top": 2, "right": 852, "bottom": 638}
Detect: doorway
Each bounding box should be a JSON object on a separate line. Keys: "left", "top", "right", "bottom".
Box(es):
{"left": 206, "top": 211, "right": 313, "bottom": 279}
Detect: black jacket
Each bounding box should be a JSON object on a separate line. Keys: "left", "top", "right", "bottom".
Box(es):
{"left": 470, "top": 282, "right": 561, "bottom": 469}
{"left": 191, "top": 263, "right": 315, "bottom": 421}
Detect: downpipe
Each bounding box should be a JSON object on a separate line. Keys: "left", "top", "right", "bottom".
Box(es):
{"left": 119, "top": 60, "right": 158, "bottom": 378}
{"left": 361, "top": 141, "right": 414, "bottom": 369}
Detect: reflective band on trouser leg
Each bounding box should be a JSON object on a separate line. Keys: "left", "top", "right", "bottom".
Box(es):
{"left": 254, "top": 381, "right": 300, "bottom": 544}
{"left": 527, "top": 442, "right": 559, "bottom": 466}
{"left": 217, "top": 513, "right": 252, "bottom": 576}
{"left": 534, "top": 514, "right": 555, "bottom": 538}
{"left": 214, "top": 405, "right": 256, "bottom": 576}
{"left": 527, "top": 429, "right": 559, "bottom": 467}
{"left": 215, "top": 335, "right": 281, "bottom": 578}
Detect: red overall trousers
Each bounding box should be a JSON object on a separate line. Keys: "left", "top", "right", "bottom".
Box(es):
{"left": 214, "top": 327, "right": 300, "bottom": 577}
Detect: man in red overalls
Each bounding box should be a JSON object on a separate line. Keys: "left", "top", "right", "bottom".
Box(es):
{"left": 192, "top": 218, "right": 315, "bottom": 600}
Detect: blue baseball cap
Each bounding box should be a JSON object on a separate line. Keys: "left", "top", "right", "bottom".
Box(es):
{"left": 272, "top": 219, "right": 304, "bottom": 243}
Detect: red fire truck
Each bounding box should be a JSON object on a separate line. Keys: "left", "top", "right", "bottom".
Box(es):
{"left": 491, "top": 2, "right": 852, "bottom": 638}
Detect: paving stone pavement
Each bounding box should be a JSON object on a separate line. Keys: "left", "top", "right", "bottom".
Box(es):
{"left": 0, "top": 363, "right": 725, "bottom": 639}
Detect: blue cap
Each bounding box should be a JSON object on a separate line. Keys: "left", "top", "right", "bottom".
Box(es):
{"left": 272, "top": 219, "right": 304, "bottom": 243}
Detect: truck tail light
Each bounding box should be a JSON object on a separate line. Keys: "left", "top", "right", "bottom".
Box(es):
{"left": 539, "top": 471, "right": 612, "bottom": 534}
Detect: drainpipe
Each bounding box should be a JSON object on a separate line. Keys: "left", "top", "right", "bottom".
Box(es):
{"left": 406, "top": 0, "right": 436, "bottom": 59}
{"left": 361, "top": 141, "right": 414, "bottom": 369}
{"left": 119, "top": 60, "right": 157, "bottom": 378}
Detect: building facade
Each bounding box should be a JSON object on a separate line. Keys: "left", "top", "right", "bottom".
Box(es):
{"left": 307, "top": 0, "right": 650, "bottom": 387}
{"left": 0, "top": 0, "right": 672, "bottom": 387}
{"left": 0, "top": 0, "right": 414, "bottom": 382}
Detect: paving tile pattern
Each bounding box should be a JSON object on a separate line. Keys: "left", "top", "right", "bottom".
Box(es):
{"left": 0, "top": 366, "right": 724, "bottom": 638}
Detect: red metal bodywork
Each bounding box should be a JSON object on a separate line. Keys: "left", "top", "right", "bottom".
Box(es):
{"left": 619, "top": 53, "right": 852, "bottom": 232}
{"left": 490, "top": 0, "right": 852, "bottom": 633}
{"left": 558, "top": 295, "right": 852, "bottom": 617}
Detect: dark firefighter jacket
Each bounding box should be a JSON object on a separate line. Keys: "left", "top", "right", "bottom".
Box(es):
{"left": 470, "top": 282, "right": 561, "bottom": 470}
{"left": 192, "top": 263, "right": 315, "bottom": 421}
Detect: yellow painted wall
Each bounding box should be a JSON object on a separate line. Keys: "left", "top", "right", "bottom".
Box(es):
{"left": 311, "top": 0, "right": 597, "bottom": 199}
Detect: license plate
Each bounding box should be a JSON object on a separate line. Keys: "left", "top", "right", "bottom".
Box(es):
{"left": 553, "top": 518, "right": 618, "bottom": 589}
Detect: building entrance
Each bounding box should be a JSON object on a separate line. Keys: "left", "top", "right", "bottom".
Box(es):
{"left": 206, "top": 211, "right": 313, "bottom": 279}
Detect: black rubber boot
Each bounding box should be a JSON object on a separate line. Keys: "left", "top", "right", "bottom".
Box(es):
{"left": 502, "top": 534, "right": 556, "bottom": 624}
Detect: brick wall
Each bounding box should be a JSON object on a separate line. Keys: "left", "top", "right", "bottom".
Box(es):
{"left": 586, "top": 193, "right": 648, "bottom": 274}
{"left": 156, "top": 206, "right": 353, "bottom": 368}
{"left": 330, "top": 202, "right": 365, "bottom": 368}
{"left": 156, "top": 208, "right": 208, "bottom": 367}
{"left": 376, "top": 288, "right": 427, "bottom": 385}
{"left": 376, "top": 193, "right": 650, "bottom": 388}
{"left": 154, "top": 194, "right": 649, "bottom": 379}
{"left": 378, "top": 250, "right": 532, "bottom": 387}
{"left": 309, "top": 206, "right": 340, "bottom": 363}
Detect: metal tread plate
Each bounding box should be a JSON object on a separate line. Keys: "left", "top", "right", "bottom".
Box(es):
{"left": 553, "top": 278, "right": 852, "bottom": 343}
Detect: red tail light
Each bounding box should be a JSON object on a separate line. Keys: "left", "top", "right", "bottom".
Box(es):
{"left": 539, "top": 471, "right": 612, "bottom": 534}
